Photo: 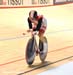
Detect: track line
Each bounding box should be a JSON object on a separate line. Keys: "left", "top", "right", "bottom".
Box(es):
{"left": 0, "top": 58, "right": 24, "bottom": 66}
{"left": 17, "top": 55, "right": 73, "bottom": 75}
{"left": 0, "top": 45, "right": 73, "bottom": 67}
{"left": 49, "top": 45, "right": 73, "bottom": 53}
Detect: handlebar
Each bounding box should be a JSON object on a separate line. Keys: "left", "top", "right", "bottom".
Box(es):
{"left": 23, "top": 29, "right": 38, "bottom": 36}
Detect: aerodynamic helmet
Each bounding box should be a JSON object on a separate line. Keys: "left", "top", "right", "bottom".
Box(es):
{"left": 29, "top": 10, "right": 38, "bottom": 19}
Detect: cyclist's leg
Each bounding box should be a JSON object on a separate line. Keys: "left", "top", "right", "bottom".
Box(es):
{"left": 38, "top": 25, "right": 46, "bottom": 42}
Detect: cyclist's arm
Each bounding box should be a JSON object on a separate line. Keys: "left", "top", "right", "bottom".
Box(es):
{"left": 27, "top": 18, "right": 32, "bottom": 29}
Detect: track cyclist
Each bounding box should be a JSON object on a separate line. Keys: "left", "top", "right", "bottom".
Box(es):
{"left": 27, "top": 10, "right": 47, "bottom": 43}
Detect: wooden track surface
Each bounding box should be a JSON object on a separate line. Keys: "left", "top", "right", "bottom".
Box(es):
{"left": 0, "top": 3, "right": 73, "bottom": 75}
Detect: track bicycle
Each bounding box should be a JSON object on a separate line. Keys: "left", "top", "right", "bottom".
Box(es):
{"left": 23, "top": 30, "right": 48, "bottom": 66}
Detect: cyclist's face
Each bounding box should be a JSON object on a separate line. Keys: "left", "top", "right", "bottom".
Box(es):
{"left": 29, "top": 16, "right": 37, "bottom": 23}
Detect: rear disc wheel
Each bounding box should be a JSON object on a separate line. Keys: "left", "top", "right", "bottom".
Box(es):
{"left": 39, "top": 37, "right": 48, "bottom": 62}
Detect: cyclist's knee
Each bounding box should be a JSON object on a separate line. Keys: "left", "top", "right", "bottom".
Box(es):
{"left": 39, "top": 34, "right": 45, "bottom": 42}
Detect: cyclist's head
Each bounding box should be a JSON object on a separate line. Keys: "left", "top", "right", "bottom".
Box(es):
{"left": 29, "top": 10, "right": 38, "bottom": 20}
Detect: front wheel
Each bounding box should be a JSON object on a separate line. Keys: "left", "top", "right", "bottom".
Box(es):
{"left": 39, "top": 37, "right": 48, "bottom": 62}
{"left": 26, "top": 38, "right": 36, "bottom": 66}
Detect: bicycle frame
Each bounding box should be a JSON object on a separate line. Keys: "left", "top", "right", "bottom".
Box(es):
{"left": 31, "top": 32, "right": 39, "bottom": 53}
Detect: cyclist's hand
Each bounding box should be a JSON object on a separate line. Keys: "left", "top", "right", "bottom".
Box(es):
{"left": 23, "top": 29, "right": 33, "bottom": 35}
{"left": 27, "top": 29, "right": 33, "bottom": 32}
